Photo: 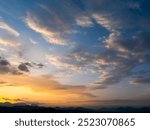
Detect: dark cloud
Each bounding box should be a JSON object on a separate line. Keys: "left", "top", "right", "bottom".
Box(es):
{"left": 0, "top": 59, "right": 9, "bottom": 66}
{"left": 130, "top": 73, "right": 150, "bottom": 84}
{"left": 23, "top": 62, "right": 33, "bottom": 67}
{"left": 18, "top": 62, "right": 45, "bottom": 72}
{"left": 0, "top": 57, "right": 21, "bottom": 74}
{"left": 1, "top": 97, "right": 26, "bottom": 103}
{"left": 32, "top": 63, "right": 45, "bottom": 68}
{"left": 2, "top": 97, "right": 11, "bottom": 102}
{"left": 0, "top": 57, "right": 45, "bottom": 74}
{"left": 18, "top": 63, "right": 29, "bottom": 72}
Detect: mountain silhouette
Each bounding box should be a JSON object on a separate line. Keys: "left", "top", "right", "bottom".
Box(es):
{"left": 0, "top": 102, "right": 150, "bottom": 113}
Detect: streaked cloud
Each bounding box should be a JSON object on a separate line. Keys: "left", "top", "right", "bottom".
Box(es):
{"left": 75, "top": 16, "right": 93, "bottom": 27}
{"left": 46, "top": 55, "right": 81, "bottom": 72}
{"left": 25, "top": 13, "right": 68, "bottom": 45}
{"left": 29, "top": 38, "right": 38, "bottom": 45}
{"left": 130, "top": 72, "right": 150, "bottom": 85}
{"left": 0, "top": 22, "right": 19, "bottom": 37}
{"left": 0, "top": 36, "right": 20, "bottom": 47}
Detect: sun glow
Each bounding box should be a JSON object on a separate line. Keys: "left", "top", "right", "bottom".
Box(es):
{"left": 0, "top": 74, "right": 93, "bottom": 106}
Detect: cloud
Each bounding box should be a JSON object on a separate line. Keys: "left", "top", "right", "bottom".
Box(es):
{"left": 46, "top": 55, "right": 82, "bottom": 72}
{"left": 0, "top": 57, "right": 22, "bottom": 75}
{"left": 61, "top": 33, "right": 150, "bottom": 88}
{"left": 29, "top": 38, "right": 38, "bottom": 45}
{"left": 0, "top": 36, "right": 21, "bottom": 47}
{"left": 59, "top": 0, "right": 150, "bottom": 88}
{"left": 18, "top": 62, "right": 45, "bottom": 72}
{"left": 0, "top": 81, "right": 7, "bottom": 84}
{"left": 18, "top": 63, "right": 29, "bottom": 72}
{"left": 75, "top": 16, "right": 93, "bottom": 27}
{"left": 33, "top": 63, "right": 44, "bottom": 68}
{"left": 0, "top": 22, "right": 19, "bottom": 37}
{"left": 25, "top": 13, "right": 69, "bottom": 45}
{"left": 0, "top": 97, "right": 26, "bottom": 104}
{"left": 0, "top": 0, "right": 150, "bottom": 106}
{"left": 0, "top": 73, "right": 96, "bottom": 106}
{"left": 0, "top": 73, "right": 86, "bottom": 91}
{"left": 0, "top": 61, "right": 18, "bottom": 75}
{"left": 85, "top": 0, "right": 145, "bottom": 32}
{"left": 0, "top": 59, "right": 9, "bottom": 66}
{"left": 67, "top": 44, "right": 148, "bottom": 88}
{"left": 1, "top": 0, "right": 150, "bottom": 90}
{"left": 46, "top": 52, "right": 106, "bottom": 74}
{"left": 130, "top": 73, "right": 150, "bottom": 85}
{"left": 25, "top": 0, "right": 96, "bottom": 45}
{"left": 92, "top": 13, "right": 118, "bottom": 32}
{"left": 106, "top": 31, "right": 150, "bottom": 53}
{"left": 0, "top": 57, "right": 45, "bottom": 74}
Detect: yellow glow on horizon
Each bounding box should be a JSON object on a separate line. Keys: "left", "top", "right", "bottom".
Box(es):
{"left": 0, "top": 74, "right": 94, "bottom": 107}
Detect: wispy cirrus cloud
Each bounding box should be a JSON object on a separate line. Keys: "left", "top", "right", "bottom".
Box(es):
{"left": 25, "top": 12, "right": 69, "bottom": 45}
{"left": 29, "top": 38, "right": 38, "bottom": 45}
{"left": 0, "top": 22, "right": 19, "bottom": 37}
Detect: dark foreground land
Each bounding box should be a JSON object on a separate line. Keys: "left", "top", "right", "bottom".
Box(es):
{"left": 0, "top": 103, "right": 150, "bottom": 113}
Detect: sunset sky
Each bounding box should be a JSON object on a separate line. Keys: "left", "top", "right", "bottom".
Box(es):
{"left": 0, "top": 0, "right": 150, "bottom": 107}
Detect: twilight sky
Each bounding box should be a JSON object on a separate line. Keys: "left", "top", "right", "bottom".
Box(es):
{"left": 0, "top": 0, "right": 150, "bottom": 107}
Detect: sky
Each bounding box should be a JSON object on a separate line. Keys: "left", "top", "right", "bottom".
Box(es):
{"left": 0, "top": 0, "right": 150, "bottom": 107}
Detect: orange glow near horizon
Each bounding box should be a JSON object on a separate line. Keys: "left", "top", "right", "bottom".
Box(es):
{"left": 0, "top": 74, "right": 95, "bottom": 107}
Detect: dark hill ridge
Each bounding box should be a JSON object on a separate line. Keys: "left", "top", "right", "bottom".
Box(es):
{"left": 0, "top": 102, "right": 150, "bottom": 113}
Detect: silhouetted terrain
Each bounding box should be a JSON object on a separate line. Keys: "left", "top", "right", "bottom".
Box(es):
{"left": 0, "top": 102, "right": 150, "bottom": 113}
